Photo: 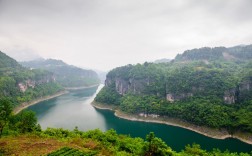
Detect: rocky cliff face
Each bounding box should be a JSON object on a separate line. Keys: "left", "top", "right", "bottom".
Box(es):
{"left": 105, "top": 77, "right": 149, "bottom": 95}
{"left": 106, "top": 75, "right": 194, "bottom": 102}
{"left": 167, "top": 78, "right": 252, "bottom": 104}
{"left": 166, "top": 93, "right": 193, "bottom": 102}
{"left": 20, "top": 59, "right": 100, "bottom": 87}
{"left": 18, "top": 80, "right": 35, "bottom": 92}
{"left": 223, "top": 78, "right": 252, "bottom": 104}
{"left": 106, "top": 74, "right": 252, "bottom": 104}
{"left": 223, "top": 89, "right": 236, "bottom": 104}
{"left": 17, "top": 75, "right": 55, "bottom": 92}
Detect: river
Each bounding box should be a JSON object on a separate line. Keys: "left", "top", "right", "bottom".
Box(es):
{"left": 27, "top": 85, "right": 252, "bottom": 152}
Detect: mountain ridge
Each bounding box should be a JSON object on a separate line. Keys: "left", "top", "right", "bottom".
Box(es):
{"left": 174, "top": 45, "right": 252, "bottom": 62}
{"left": 21, "top": 59, "right": 100, "bottom": 88}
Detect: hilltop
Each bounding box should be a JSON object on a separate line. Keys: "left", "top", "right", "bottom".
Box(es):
{"left": 175, "top": 45, "right": 252, "bottom": 61}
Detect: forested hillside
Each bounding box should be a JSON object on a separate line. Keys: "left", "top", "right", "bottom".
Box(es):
{"left": 0, "top": 100, "right": 251, "bottom": 155}
{"left": 95, "top": 45, "right": 252, "bottom": 134}
{"left": 175, "top": 45, "right": 252, "bottom": 61}
{"left": 0, "top": 52, "right": 21, "bottom": 68}
{"left": 21, "top": 59, "right": 100, "bottom": 88}
{"left": 0, "top": 51, "right": 63, "bottom": 107}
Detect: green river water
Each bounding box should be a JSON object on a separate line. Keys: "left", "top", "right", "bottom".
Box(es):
{"left": 27, "top": 85, "right": 252, "bottom": 152}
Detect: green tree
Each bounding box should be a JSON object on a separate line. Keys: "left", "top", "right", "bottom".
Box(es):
{"left": 14, "top": 110, "right": 38, "bottom": 133}
{"left": 144, "top": 132, "right": 172, "bottom": 156}
{"left": 0, "top": 99, "right": 13, "bottom": 137}
{"left": 183, "top": 144, "right": 207, "bottom": 156}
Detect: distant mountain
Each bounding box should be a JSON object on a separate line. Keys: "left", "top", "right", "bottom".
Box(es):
{"left": 154, "top": 58, "right": 171, "bottom": 63}
{"left": 0, "top": 51, "right": 21, "bottom": 69}
{"left": 175, "top": 45, "right": 252, "bottom": 62}
{"left": 21, "top": 59, "right": 100, "bottom": 88}
{"left": 0, "top": 51, "right": 63, "bottom": 106}
{"left": 94, "top": 70, "right": 107, "bottom": 84}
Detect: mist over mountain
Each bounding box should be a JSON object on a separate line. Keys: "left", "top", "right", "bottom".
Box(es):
{"left": 21, "top": 59, "right": 100, "bottom": 88}
{"left": 5, "top": 48, "right": 42, "bottom": 62}
{"left": 154, "top": 58, "right": 171, "bottom": 63}
{"left": 1, "top": 0, "right": 252, "bottom": 155}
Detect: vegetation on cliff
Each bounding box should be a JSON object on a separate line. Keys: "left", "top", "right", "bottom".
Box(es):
{"left": 95, "top": 45, "right": 252, "bottom": 134}
{"left": 21, "top": 59, "right": 100, "bottom": 88}
{"left": 0, "top": 51, "right": 63, "bottom": 107}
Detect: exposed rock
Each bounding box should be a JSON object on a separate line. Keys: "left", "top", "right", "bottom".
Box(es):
{"left": 115, "top": 78, "right": 128, "bottom": 95}
{"left": 223, "top": 78, "right": 251, "bottom": 104}
{"left": 166, "top": 93, "right": 193, "bottom": 102}
{"left": 129, "top": 79, "right": 147, "bottom": 94}
{"left": 105, "top": 77, "right": 113, "bottom": 86}
{"left": 18, "top": 83, "right": 27, "bottom": 92}
{"left": 106, "top": 71, "right": 252, "bottom": 105}
{"left": 106, "top": 77, "right": 149, "bottom": 95}
{"left": 166, "top": 94, "right": 174, "bottom": 102}
{"left": 223, "top": 89, "right": 236, "bottom": 104}
{"left": 139, "top": 113, "right": 159, "bottom": 118}
{"left": 17, "top": 76, "right": 55, "bottom": 92}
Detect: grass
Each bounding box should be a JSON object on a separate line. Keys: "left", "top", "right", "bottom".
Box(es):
{"left": 0, "top": 135, "right": 98, "bottom": 156}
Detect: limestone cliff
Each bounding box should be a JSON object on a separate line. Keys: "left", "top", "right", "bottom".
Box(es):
{"left": 18, "top": 74, "right": 56, "bottom": 92}
{"left": 223, "top": 77, "right": 252, "bottom": 104}
{"left": 105, "top": 77, "right": 149, "bottom": 95}
{"left": 103, "top": 45, "right": 252, "bottom": 104}
{"left": 105, "top": 73, "right": 252, "bottom": 104}
{"left": 166, "top": 93, "right": 193, "bottom": 102}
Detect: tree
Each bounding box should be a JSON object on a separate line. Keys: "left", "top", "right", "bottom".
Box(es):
{"left": 184, "top": 144, "right": 207, "bottom": 156}
{"left": 0, "top": 98, "right": 13, "bottom": 137}
{"left": 144, "top": 132, "right": 173, "bottom": 156}
{"left": 15, "top": 110, "right": 38, "bottom": 133}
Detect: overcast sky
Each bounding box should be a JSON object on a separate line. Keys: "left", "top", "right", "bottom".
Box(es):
{"left": 0, "top": 0, "right": 252, "bottom": 71}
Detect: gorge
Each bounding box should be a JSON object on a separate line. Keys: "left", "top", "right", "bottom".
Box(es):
{"left": 26, "top": 85, "right": 252, "bottom": 152}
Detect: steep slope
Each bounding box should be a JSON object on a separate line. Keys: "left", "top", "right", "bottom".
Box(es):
{"left": 0, "top": 51, "right": 63, "bottom": 107}
{"left": 95, "top": 45, "right": 252, "bottom": 136}
{"left": 21, "top": 59, "right": 100, "bottom": 88}
{"left": 0, "top": 51, "right": 21, "bottom": 68}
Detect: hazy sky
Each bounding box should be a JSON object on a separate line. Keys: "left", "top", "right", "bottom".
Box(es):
{"left": 0, "top": 0, "right": 252, "bottom": 71}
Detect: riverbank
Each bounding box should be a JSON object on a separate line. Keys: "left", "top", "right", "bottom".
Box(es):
{"left": 13, "top": 90, "right": 69, "bottom": 114}
{"left": 91, "top": 101, "right": 252, "bottom": 145}
{"left": 64, "top": 84, "right": 99, "bottom": 90}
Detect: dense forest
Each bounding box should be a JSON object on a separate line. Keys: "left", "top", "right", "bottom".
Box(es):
{"left": 0, "top": 51, "right": 63, "bottom": 107}
{"left": 0, "top": 50, "right": 101, "bottom": 109}
{"left": 0, "top": 99, "right": 251, "bottom": 155}
{"left": 1, "top": 47, "right": 252, "bottom": 155}
{"left": 95, "top": 45, "right": 252, "bottom": 134}
{"left": 21, "top": 59, "right": 100, "bottom": 88}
